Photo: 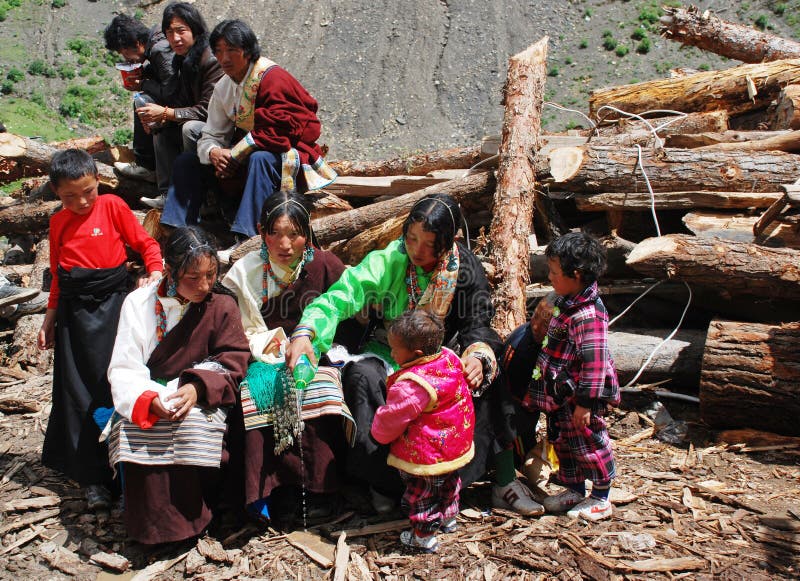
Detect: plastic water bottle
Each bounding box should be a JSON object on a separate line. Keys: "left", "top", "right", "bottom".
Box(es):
{"left": 133, "top": 92, "right": 157, "bottom": 129}
{"left": 293, "top": 354, "right": 316, "bottom": 390}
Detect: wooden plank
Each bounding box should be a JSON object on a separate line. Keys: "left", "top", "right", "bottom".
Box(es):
{"left": 322, "top": 175, "right": 450, "bottom": 198}
{"left": 572, "top": 191, "right": 783, "bottom": 212}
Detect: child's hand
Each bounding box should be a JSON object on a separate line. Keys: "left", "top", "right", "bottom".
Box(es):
{"left": 572, "top": 404, "right": 591, "bottom": 431}
{"left": 150, "top": 397, "right": 173, "bottom": 420}
{"left": 165, "top": 383, "right": 198, "bottom": 421}
{"left": 37, "top": 309, "right": 56, "bottom": 350}
{"left": 138, "top": 270, "right": 162, "bottom": 288}
{"left": 462, "top": 356, "right": 484, "bottom": 390}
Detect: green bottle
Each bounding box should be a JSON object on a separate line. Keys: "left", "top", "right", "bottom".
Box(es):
{"left": 293, "top": 354, "right": 316, "bottom": 390}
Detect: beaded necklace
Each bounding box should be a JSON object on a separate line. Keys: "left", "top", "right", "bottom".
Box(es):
{"left": 260, "top": 242, "right": 314, "bottom": 303}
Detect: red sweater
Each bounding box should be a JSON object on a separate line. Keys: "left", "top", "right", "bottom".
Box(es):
{"left": 48, "top": 194, "right": 163, "bottom": 309}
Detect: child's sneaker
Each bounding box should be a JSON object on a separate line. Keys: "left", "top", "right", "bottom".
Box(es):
{"left": 400, "top": 530, "right": 439, "bottom": 553}
{"left": 492, "top": 479, "right": 545, "bottom": 516}
{"left": 85, "top": 484, "right": 111, "bottom": 510}
{"left": 369, "top": 487, "right": 396, "bottom": 514}
{"left": 440, "top": 517, "right": 458, "bottom": 533}
{"left": 567, "top": 496, "right": 612, "bottom": 521}
{"left": 542, "top": 488, "right": 585, "bottom": 513}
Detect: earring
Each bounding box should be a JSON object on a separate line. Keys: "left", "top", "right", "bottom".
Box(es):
{"left": 303, "top": 245, "right": 315, "bottom": 262}
{"left": 260, "top": 239, "right": 269, "bottom": 262}
{"left": 166, "top": 279, "right": 177, "bottom": 297}
{"left": 398, "top": 235, "right": 407, "bottom": 254}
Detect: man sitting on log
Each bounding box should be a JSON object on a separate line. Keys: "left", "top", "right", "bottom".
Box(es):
{"left": 159, "top": 19, "right": 337, "bottom": 263}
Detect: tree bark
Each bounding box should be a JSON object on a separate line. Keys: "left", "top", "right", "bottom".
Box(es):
{"left": 626, "top": 234, "right": 800, "bottom": 299}
{"left": 321, "top": 175, "right": 451, "bottom": 199}
{"left": 31, "top": 238, "right": 50, "bottom": 292}
{"left": 328, "top": 145, "right": 484, "bottom": 177}
{"left": 664, "top": 129, "right": 790, "bottom": 149}
{"left": 572, "top": 190, "right": 783, "bottom": 212}
{"left": 694, "top": 129, "right": 800, "bottom": 153}
{"left": 611, "top": 327, "right": 705, "bottom": 389}
{"left": 588, "top": 59, "right": 800, "bottom": 119}
{"left": 542, "top": 145, "right": 800, "bottom": 193}
{"left": 0, "top": 200, "right": 61, "bottom": 234}
{"left": 333, "top": 214, "right": 405, "bottom": 265}
{"left": 8, "top": 313, "right": 51, "bottom": 374}
{"left": 700, "top": 318, "right": 800, "bottom": 436}
{"left": 660, "top": 6, "right": 800, "bottom": 63}
{"left": 772, "top": 85, "right": 800, "bottom": 130}
{"left": 488, "top": 37, "right": 548, "bottom": 339}
{"left": 594, "top": 110, "right": 729, "bottom": 139}
{"left": 682, "top": 210, "right": 800, "bottom": 248}
{"left": 0, "top": 133, "right": 157, "bottom": 203}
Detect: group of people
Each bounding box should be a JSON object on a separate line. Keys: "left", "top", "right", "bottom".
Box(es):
{"left": 34, "top": 3, "right": 621, "bottom": 554}
{"left": 105, "top": 3, "right": 336, "bottom": 262}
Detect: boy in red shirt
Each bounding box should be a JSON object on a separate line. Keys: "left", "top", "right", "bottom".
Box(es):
{"left": 38, "top": 149, "right": 163, "bottom": 509}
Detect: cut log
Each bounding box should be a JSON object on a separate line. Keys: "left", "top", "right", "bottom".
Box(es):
{"left": 329, "top": 145, "right": 484, "bottom": 177}
{"left": 694, "top": 129, "right": 800, "bottom": 153}
{"left": 626, "top": 234, "right": 800, "bottom": 299}
{"left": 660, "top": 6, "right": 800, "bottom": 63}
{"left": 683, "top": 211, "right": 800, "bottom": 248}
{"left": 304, "top": 190, "right": 353, "bottom": 217}
{"left": 321, "top": 175, "right": 449, "bottom": 199}
{"left": 31, "top": 238, "right": 50, "bottom": 292}
{"left": 700, "top": 318, "right": 800, "bottom": 436}
{"left": 9, "top": 313, "right": 51, "bottom": 373}
{"left": 0, "top": 133, "right": 157, "bottom": 204}
{"left": 542, "top": 146, "right": 800, "bottom": 193}
{"left": 571, "top": 191, "right": 783, "bottom": 212}
{"left": 0, "top": 200, "right": 60, "bottom": 235}
{"left": 54, "top": 135, "right": 108, "bottom": 155}
{"left": 489, "top": 37, "right": 548, "bottom": 338}
{"left": 331, "top": 214, "right": 405, "bottom": 265}
{"left": 772, "top": 85, "right": 800, "bottom": 130}
{"left": 610, "top": 327, "right": 704, "bottom": 389}
{"left": 589, "top": 59, "right": 800, "bottom": 119}
{"left": 530, "top": 235, "right": 634, "bottom": 282}
{"left": 595, "top": 110, "right": 729, "bottom": 137}
{"left": 665, "top": 129, "right": 790, "bottom": 149}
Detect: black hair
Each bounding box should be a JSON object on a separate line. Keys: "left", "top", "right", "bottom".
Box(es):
{"left": 209, "top": 19, "right": 261, "bottom": 62}
{"left": 49, "top": 149, "right": 98, "bottom": 188}
{"left": 259, "top": 191, "right": 315, "bottom": 245}
{"left": 402, "top": 193, "right": 463, "bottom": 258}
{"left": 164, "top": 226, "right": 218, "bottom": 282}
{"left": 545, "top": 232, "right": 607, "bottom": 285}
{"left": 162, "top": 2, "right": 208, "bottom": 40}
{"left": 104, "top": 14, "right": 150, "bottom": 52}
{"left": 389, "top": 310, "right": 445, "bottom": 357}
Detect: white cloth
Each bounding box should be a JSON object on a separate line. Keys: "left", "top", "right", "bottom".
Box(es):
{"left": 107, "top": 283, "right": 190, "bottom": 421}
{"left": 221, "top": 250, "right": 291, "bottom": 363}
{"left": 196, "top": 62, "right": 252, "bottom": 164}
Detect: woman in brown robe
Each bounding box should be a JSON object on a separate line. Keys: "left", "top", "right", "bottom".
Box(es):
{"left": 107, "top": 226, "right": 249, "bottom": 544}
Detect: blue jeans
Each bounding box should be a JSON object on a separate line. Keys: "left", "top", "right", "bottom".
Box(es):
{"left": 161, "top": 150, "right": 282, "bottom": 238}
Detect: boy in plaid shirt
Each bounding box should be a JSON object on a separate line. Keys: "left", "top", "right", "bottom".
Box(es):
{"left": 526, "top": 232, "right": 619, "bottom": 521}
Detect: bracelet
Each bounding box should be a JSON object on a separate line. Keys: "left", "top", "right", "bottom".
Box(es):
{"left": 161, "top": 107, "right": 169, "bottom": 124}
{"left": 290, "top": 325, "right": 315, "bottom": 341}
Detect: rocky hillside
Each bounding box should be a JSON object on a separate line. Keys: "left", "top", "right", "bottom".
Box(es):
{"left": 0, "top": 0, "right": 798, "bottom": 159}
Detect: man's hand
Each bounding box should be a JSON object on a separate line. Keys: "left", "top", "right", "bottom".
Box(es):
{"left": 136, "top": 103, "right": 165, "bottom": 126}
{"left": 461, "top": 356, "right": 484, "bottom": 390}
{"left": 208, "top": 148, "right": 239, "bottom": 178}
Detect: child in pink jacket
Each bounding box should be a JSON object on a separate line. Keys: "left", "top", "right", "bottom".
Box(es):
{"left": 371, "top": 310, "right": 475, "bottom": 553}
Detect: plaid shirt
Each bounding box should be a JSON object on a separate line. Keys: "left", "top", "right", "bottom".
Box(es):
{"left": 525, "top": 282, "right": 619, "bottom": 410}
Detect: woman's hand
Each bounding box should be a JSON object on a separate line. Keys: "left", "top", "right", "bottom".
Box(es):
{"left": 37, "top": 309, "right": 56, "bottom": 350}
{"left": 137, "top": 270, "right": 162, "bottom": 288}
{"left": 164, "top": 383, "right": 199, "bottom": 421}
{"left": 150, "top": 396, "right": 173, "bottom": 420}
{"left": 285, "top": 336, "right": 316, "bottom": 370}
{"left": 462, "top": 355, "right": 484, "bottom": 390}
{"left": 208, "top": 147, "right": 239, "bottom": 179}
{"left": 572, "top": 404, "right": 591, "bottom": 431}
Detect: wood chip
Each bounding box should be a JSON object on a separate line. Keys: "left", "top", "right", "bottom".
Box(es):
{"left": 286, "top": 530, "right": 335, "bottom": 568}
{"left": 130, "top": 549, "right": 190, "bottom": 581}
{"left": 1, "top": 495, "right": 59, "bottom": 512}
{"left": 197, "top": 536, "right": 231, "bottom": 563}
{"left": 622, "top": 556, "right": 706, "bottom": 572}
{"left": 89, "top": 550, "right": 130, "bottom": 572}
{"left": 0, "top": 507, "right": 60, "bottom": 535}
{"left": 333, "top": 531, "right": 350, "bottom": 581}
{"left": 0, "top": 525, "right": 43, "bottom": 555}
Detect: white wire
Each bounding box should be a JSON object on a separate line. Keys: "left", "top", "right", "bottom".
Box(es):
{"left": 544, "top": 102, "right": 598, "bottom": 134}
{"left": 608, "top": 280, "right": 663, "bottom": 327}
{"left": 635, "top": 144, "right": 661, "bottom": 237}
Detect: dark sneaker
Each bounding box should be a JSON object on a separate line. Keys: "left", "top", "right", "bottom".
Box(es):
{"left": 6, "top": 292, "right": 48, "bottom": 322}
{"left": 114, "top": 161, "right": 156, "bottom": 183}
{"left": 0, "top": 284, "right": 39, "bottom": 309}
{"left": 440, "top": 517, "right": 458, "bottom": 533}
{"left": 85, "top": 484, "right": 111, "bottom": 510}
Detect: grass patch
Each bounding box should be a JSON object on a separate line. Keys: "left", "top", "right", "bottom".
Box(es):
{"left": 579, "top": 39, "right": 588, "bottom": 49}
{"left": 28, "top": 59, "right": 57, "bottom": 78}
{"left": 636, "top": 37, "right": 651, "bottom": 54}
{"left": 111, "top": 128, "right": 133, "bottom": 146}
{"left": 0, "top": 96, "right": 73, "bottom": 140}
{"left": 631, "top": 27, "right": 647, "bottom": 40}
{"left": 1, "top": 177, "right": 28, "bottom": 195}
{"left": 615, "top": 45, "right": 629, "bottom": 57}
{"left": 754, "top": 14, "right": 769, "bottom": 30}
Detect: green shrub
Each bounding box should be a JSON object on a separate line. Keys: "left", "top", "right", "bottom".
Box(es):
{"left": 616, "top": 45, "right": 629, "bottom": 57}
{"left": 638, "top": 5, "right": 662, "bottom": 25}
{"left": 565, "top": 120, "right": 581, "bottom": 130}
{"left": 565, "top": 56, "right": 573, "bottom": 65}
{"left": 0, "top": 7, "right": 7, "bottom": 22}
{"left": 111, "top": 128, "right": 133, "bottom": 145}
{"left": 77, "top": 56, "right": 87, "bottom": 65}
{"left": 602, "top": 36, "right": 618, "bottom": 51}
{"left": 584, "top": 8, "right": 593, "bottom": 18}
{"left": 27, "top": 60, "right": 57, "bottom": 78}
{"left": 58, "top": 63, "right": 75, "bottom": 79}
{"left": 579, "top": 39, "right": 588, "bottom": 49}
{"left": 78, "top": 67, "right": 91, "bottom": 77}
{"left": 29, "top": 91, "right": 46, "bottom": 107}
{"left": 94, "top": 67, "right": 107, "bottom": 77}
{"left": 134, "top": 8, "right": 144, "bottom": 20}
{"left": 548, "top": 66, "right": 560, "bottom": 77}
{"left": 773, "top": 3, "right": 786, "bottom": 16}
{"left": 636, "top": 37, "right": 651, "bottom": 54}
{"left": 6, "top": 68, "right": 23, "bottom": 82}
{"left": 0, "top": 81, "right": 14, "bottom": 95}
{"left": 654, "top": 60, "right": 674, "bottom": 74}
{"left": 754, "top": 14, "right": 768, "bottom": 30}
{"left": 631, "top": 27, "right": 647, "bottom": 40}
{"left": 698, "top": 63, "right": 710, "bottom": 71}
{"left": 51, "top": 0, "right": 66, "bottom": 7}
{"left": 59, "top": 85, "right": 100, "bottom": 122}
{"left": 66, "top": 38, "right": 93, "bottom": 58}
{"left": 602, "top": 29, "right": 613, "bottom": 38}
{"left": 110, "top": 85, "right": 127, "bottom": 98}
{"left": 86, "top": 77, "right": 99, "bottom": 85}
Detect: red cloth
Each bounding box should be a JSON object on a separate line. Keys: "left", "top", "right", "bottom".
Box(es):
{"left": 48, "top": 194, "right": 163, "bottom": 309}
{"left": 131, "top": 390, "right": 160, "bottom": 429}
{"left": 251, "top": 66, "right": 324, "bottom": 168}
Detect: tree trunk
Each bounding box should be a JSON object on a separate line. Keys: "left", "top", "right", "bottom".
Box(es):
{"left": 594, "top": 110, "right": 730, "bottom": 139}
{"left": 321, "top": 175, "right": 451, "bottom": 199}
{"left": 542, "top": 145, "right": 800, "bottom": 193}
{"left": 333, "top": 214, "right": 405, "bottom": 265}
{"left": 694, "top": 129, "right": 800, "bottom": 153}
{"left": 682, "top": 210, "right": 800, "bottom": 248}
{"left": 31, "top": 238, "right": 50, "bottom": 292}
{"left": 664, "top": 129, "right": 790, "bottom": 149}
{"left": 610, "top": 327, "right": 705, "bottom": 389}
{"left": 588, "top": 59, "right": 800, "bottom": 119}
{"left": 700, "top": 318, "right": 800, "bottom": 436}
{"left": 328, "top": 145, "right": 484, "bottom": 177}
{"left": 572, "top": 190, "right": 783, "bottom": 212}
{"left": 8, "top": 313, "right": 51, "bottom": 374}
{"left": 0, "top": 200, "right": 61, "bottom": 234}
{"left": 626, "top": 234, "right": 800, "bottom": 299}
{"left": 772, "top": 85, "right": 800, "bottom": 130}
{"left": 0, "top": 133, "right": 157, "bottom": 204}
{"left": 659, "top": 6, "right": 800, "bottom": 63}
{"left": 488, "top": 37, "right": 547, "bottom": 339}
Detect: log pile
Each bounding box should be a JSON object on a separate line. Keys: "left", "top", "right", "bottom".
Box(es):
{"left": 2, "top": 10, "right": 800, "bottom": 439}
